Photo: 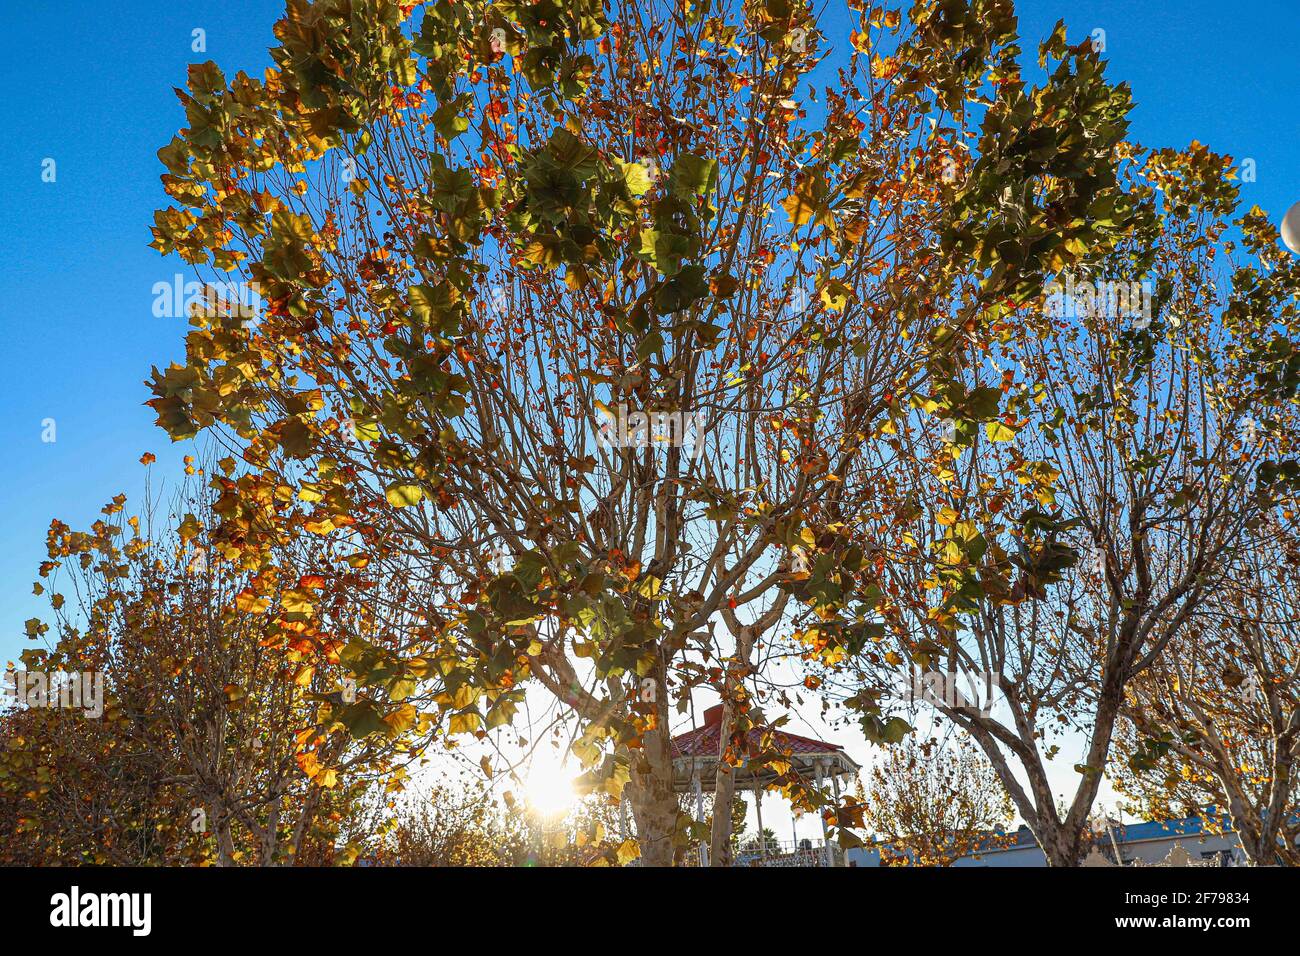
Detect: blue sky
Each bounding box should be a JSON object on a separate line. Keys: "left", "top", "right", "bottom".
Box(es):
{"left": 0, "top": 0, "right": 1297, "bottom": 837}
{"left": 0, "top": 0, "right": 289, "bottom": 660}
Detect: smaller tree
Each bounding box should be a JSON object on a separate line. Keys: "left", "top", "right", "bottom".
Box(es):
{"left": 0, "top": 698, "right": 183, "bottom": 865}
{"left": 739, "top": 827, "right": 779, "bottom": 860}
{"left": 799, "top": 143, "right": 1300, "bottom": 865}
{"left": 4, "top": 464, "right": 437, "bottom": 865}
{"left": 1115, "top": 518, "right": 1300, "bottom": 865}
{"left": 862, "top": 735, "right": 1012, "bottom": 866}
{"left": 358, "top": 778, "right": 531, "bottom": 866}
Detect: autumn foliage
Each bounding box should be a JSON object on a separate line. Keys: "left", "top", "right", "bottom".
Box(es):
{"left": 5, "top": 0, "right": 1300, "bottom": 866}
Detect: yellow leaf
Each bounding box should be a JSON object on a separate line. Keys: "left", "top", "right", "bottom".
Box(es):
{"left": 382, "top": 703, "right": 417, "bottom": 735}
{"left": 819, "top": 281, "right": 850, "bottom": 312}
{"left": 781, "top": 173, "right": 826, "bottom": 227}
{"left": 178, "top": 513, "right": 201, "bottom": 543}
{"left": 281, "top": 590, "right": 315, "bottom": 615}
{"left": 235, "top": 589, "right": 270, "bottom": 614}
{"left": 985, "top": 420, "right": 1017, "bottom": 442}
{"left": 615, "top": 839, "right": 641, "bottom": 865}
{"left": 385, "top": 483, "right": 424, "bottom": 508}
{"left": 448, "top": 711, "right": 481, "bottom": 735}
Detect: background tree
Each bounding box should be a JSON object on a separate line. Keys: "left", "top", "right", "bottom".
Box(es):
{"left": 144, "top": 0, "right": 1136, "bottom": 864}
{"left": 738, "top": 825, "right": 778, "bottom": 859}
{"left": 2, "top": 465, "right": 438, "bottom": 865}
{"left": 862, "top": 734, "right": 1012, "bottom": 866}
{"left": 355, "top": 777, "right": 532, "bottom": 866}
{"left": 794, "top": 142, "right": 1300, "bottom": 864}
{"left": 0, "top": 695, "right": 185, "bottom": 865}
{"left": 1115, "top": 511, "right": 1300, "bottom": 865}
{"left": 863, "top": 738, "right": 1013, "bottom": 863}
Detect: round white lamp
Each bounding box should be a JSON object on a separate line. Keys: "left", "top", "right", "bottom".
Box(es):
{"left": 1283, "top": 201, "right": 1300, "bottom": 254}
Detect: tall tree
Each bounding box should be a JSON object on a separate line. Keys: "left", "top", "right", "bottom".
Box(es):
{"left": 145, "top": 0, "right": 1136, "bottom": 863}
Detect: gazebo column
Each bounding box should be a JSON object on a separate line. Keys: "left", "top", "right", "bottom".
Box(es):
{"left": 694, "top": 768, "right": 708, "bottom": 867}
{"left": 830, "top": 766, "right": 844, "bottom": 867}
{"left": 753, "top": 778, "right": 766, "bottom": 862}
{"left": 816, "top": 759, "right": 832, "bottom": 867}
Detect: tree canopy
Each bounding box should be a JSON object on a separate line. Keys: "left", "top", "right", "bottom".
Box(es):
{"left": 6, "top": 0, "right": 1300, "bottom": 868}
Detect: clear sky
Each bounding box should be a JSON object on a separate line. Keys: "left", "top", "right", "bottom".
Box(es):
{"left": 1, "top": 0, "right": 1297, "bottom": 843}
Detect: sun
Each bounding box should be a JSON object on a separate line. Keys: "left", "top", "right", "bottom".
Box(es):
{"left": 525, "top": 754, "right": 578, "bottom": 818}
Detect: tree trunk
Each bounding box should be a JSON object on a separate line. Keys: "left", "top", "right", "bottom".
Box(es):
{"left": 625, "top": 668, "right": 680, "bottom": 866}
{"left": 1236, "top": 830, "right": 1272, "bottom": 866}
{"left": 709, "top": 625, "right": 755, "bottom": 865}
{"left": 709, "top": 707, "right": 739, "bottom": 867}
{"left": 1039, "top": 673, "right": 1126, "bottom": 866}
{"left": 965, "top": 715, "right": 1098, "bottom": 867}
{"left": 288, "top": 784, "right": 323, "bottom": 864}
{"left": 1036, "top": 823, "right": 1090, "bottom": 867}
{"left": 260, "top": 797, "right": 281, "bottom": 866}
{"left": 214, "top": 805, "right": 237, "bottom": 867}
{"left": 626, "top": 764, "right": 679, "bottom": 866}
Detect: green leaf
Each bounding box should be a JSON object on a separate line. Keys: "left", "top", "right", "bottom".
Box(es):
{"left": 881, "top": 716, "right": 911, "bottom": 743}
{"left": 339, "top": 702, "right": 385, "bottom": 739}
{"left": 278, "top": 417, "right": 313, "bottom": 458}
{"left": 636, "top": 330, "right": 664, "bottom": 361}
{"left": 654, "top": 265, "right": 708, "bottom": 313}
{"left": 966, "top": 386, "right": 1002, "bottom": 420}
{"left": 704, "top": 501, "right": 737, "bottom": 521}
{"left": 488, "top": 576, "right": 545, "bottom": 625}
{"left": 432, "top": 95, "right": 471, "bottom": 140}
{"left": 545, "top": 128, "right": 600, "bottom": 177}
{"left": 669, "top": 153, "right": 718, "bottom": 198}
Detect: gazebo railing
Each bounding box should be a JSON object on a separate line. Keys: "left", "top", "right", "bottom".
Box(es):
{"left": 676, "top": 837, "right": 842, "bottom": 867}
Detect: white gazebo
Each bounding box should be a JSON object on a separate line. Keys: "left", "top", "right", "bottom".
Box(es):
{"left": 670, "top": 704, "right": 859, "bottom": 866}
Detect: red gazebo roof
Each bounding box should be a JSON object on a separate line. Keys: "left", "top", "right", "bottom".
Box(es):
{"left": 672, "top": 704, "right": 851, "bottom": 758}
{"left": 669, "top": 704, "right": 859, "bottom": 792}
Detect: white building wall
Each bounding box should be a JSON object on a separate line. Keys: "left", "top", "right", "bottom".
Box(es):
{"left": 845, "top": 829, "right": 1247, "bottom": 867}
